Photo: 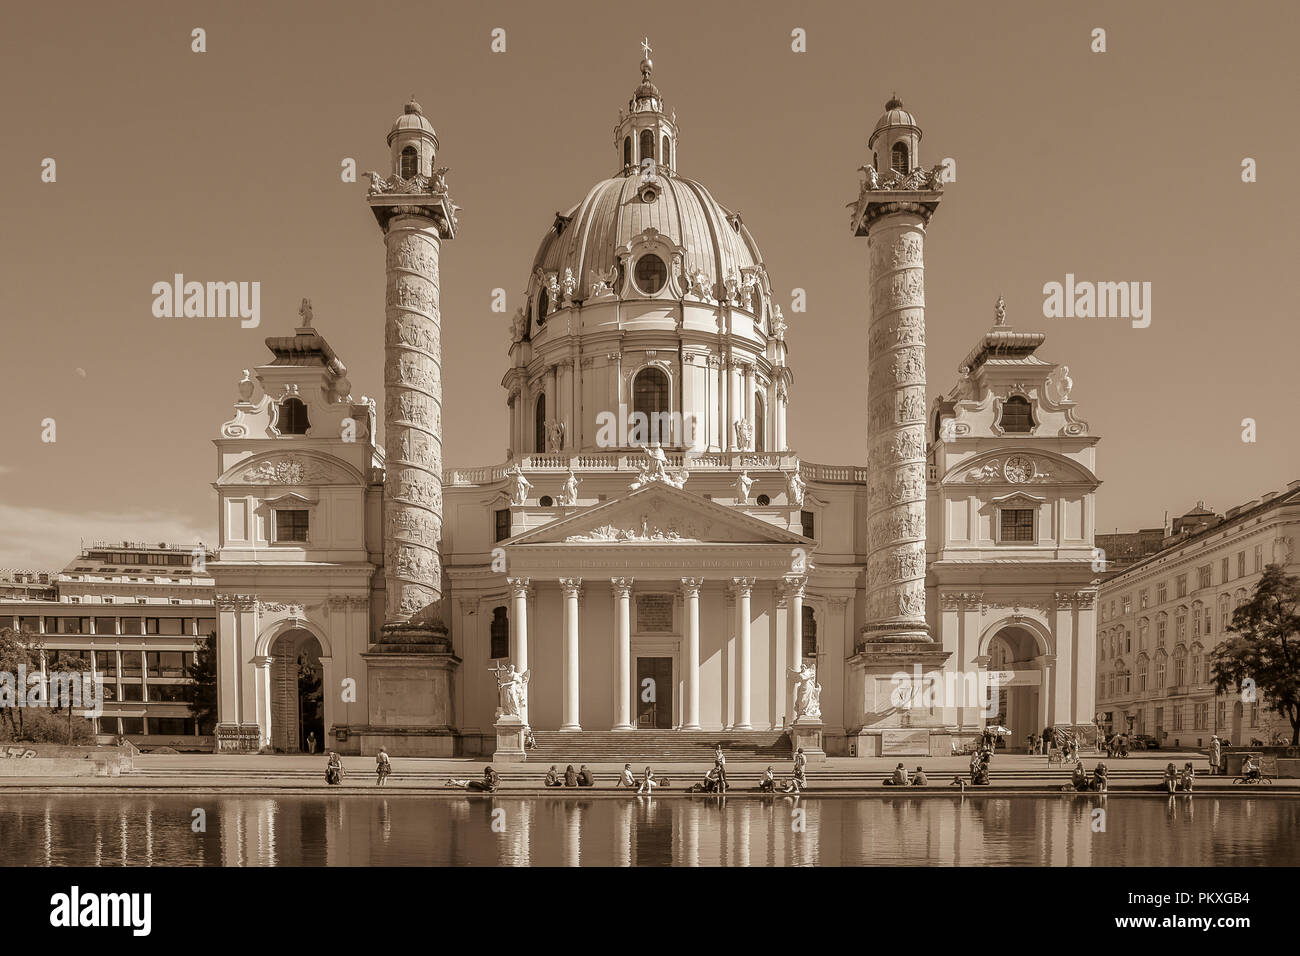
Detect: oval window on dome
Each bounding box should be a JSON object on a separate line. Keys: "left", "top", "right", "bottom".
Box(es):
{"left": 634, "top": 254, "right": 667, "bottom": 295}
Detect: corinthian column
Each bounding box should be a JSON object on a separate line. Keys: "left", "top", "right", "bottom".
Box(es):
{"left": 853, "top": 177, "right": 941, "bottom": 644}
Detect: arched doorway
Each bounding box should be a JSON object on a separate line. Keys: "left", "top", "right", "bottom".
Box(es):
{"left": 985, "top": 625, "right": 1044, "bottom": 751}
{"left": 270, "top": 628, "right": 324, "bottom": 753}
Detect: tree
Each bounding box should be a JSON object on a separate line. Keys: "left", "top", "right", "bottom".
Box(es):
{"left": 183, "top": 632, "right": 219, "bottom": 735}
{"left": 0, "top": 626, "right": 43, "bottom": 737}
{"left": 1211, "top": 564, "right": 1300, "bottom": 745}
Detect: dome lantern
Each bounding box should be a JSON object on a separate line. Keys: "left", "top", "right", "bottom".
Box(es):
{"left": 614, "top": 37, "right": 678, "bottom": 176}
{"left": 868, "top": 93, "right": 922, "bottom": 176}
{"left": 387, "top": 96, "right": 439, "bottom": 180}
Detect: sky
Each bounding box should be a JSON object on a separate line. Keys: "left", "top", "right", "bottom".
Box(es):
{"left": 2, "top": 0, "right": 1298, "bottom": 569}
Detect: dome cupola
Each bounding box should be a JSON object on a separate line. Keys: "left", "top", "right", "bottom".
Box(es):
{"left": 868, "top": 94, "right": 922, "bottom": 175}
{"left": 387, "top": 97, "right": 439, "bottom": 180}
{"left": 614, "top": 38, "right": 679, "bottom": 176}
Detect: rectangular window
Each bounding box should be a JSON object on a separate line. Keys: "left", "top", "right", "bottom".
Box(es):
{"left": 121, "top": 618, "right": 143, "bottom": 635}
{"left": 1195, "top": 703, "right": 1208, "bottom": 730}
{"left": 121, "top": 652, "right": 143, "bottom": 678}
{"left": 1173, "top": 706, "right": 1184, "bottom": 732}
{"left": 18, "top": 616, "right": 40, "bottom": 633}
{"left": 1221, "top": 557, "right": 1229, "bottom": 583}
{"left": 999, "top": 508, "right": 1035, "bottom": 542}
{"left": 275, "top": 509, "right": 309, "bottom": 543}
{"left": 94, "top": 651, "right": 117, "bottom": 676}
{"left": 1176, "top": 575, "right": 1187, "bottom": 598}
{"left": 800, "top": 510, "right": 815, "bottom": 539}
{"left": 1139, "top": 589, "right": 1148, "bottom": 610}
{"left": 147, "top": 683, "right": 188, "bottom": 702}
{"left": 119, "top": 717, "right": 144, "bottom": 735}
{"left": 196, "top": 618, "right": 216, "bottom": 637}
{"left": 1157, "top": 618, "right": 1167, "bottom": 644}
{"left": 1122, "top": 595, "right": 1131, "bottom": 616}
{"left": 1254, "top": 545, "right": 1263, "bottom": 573}
{"left": 1237, "top": 552, "right": 1245, "bottom": 577}
{"left": 93, "top": 616, "right": 116, "bottom": 635}
{"left": 494, "top": 509, "right": 511, "bottom": 543}
{"left": 1157, "top": 582, "right": 1167, "bottom": 604}
{"left": 147, "top": 651, "right": 187, "bottom": 678}
{"left": 1139, "top": 670, "right": 1147, "bottom": 692}
{"left": 146, "top": 717, "right": 193, "bottom": 736}
{"left": 158, "top": 618, "right": 183, "bottom": 636}
{"left": 1216, "top": 700, "right": 1226, "bottom": 728}
{"left": 1198, "top": 566, "right": 1211, "bottom": 590}
{"left": 120, "top": 683, "right": 144, "bottom": 702}
{"left": 1250, "top": 702, "right": 1259, "bottom": 726}
{"left": 636, "top": 594, "right": 674, "bottom": 632}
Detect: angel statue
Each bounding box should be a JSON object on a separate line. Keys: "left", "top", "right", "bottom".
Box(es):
{"left": 734, "top": 468, "right": 754, "bottom": 505}
{"left": 784, "top": 467, "right": 806, "bottom": 508}
{"left": 491, "top": 662, "right": 530, "bottom": 720}
{"left": 558, "top": 467, "right": 581, "bottom": 506}
{"left": 788, "top": 662, "right": 823, "bottom": 721}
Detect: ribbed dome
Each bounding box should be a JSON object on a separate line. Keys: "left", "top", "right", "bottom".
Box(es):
{"left": 530, "top": 173, "right": 763, "bottom": 294}
{"left": 387, "top": 98, "right": 436, "bottom": 144}
{"left": 871, "top": 97, "right": 919, "bottom": 141}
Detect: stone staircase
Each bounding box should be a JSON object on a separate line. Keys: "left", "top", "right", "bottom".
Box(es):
{"left": 525, "top": 730, "right": 792, "bottom": 762}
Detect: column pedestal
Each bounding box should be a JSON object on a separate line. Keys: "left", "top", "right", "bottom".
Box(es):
{"left": 848, "top": 643, "right": 952, "bottom": 758}
{"left": 492, "top": 714, "right": 528, "bottom": 763}
{"left": 791, "top": 716, "right": 827, "bottom": 766}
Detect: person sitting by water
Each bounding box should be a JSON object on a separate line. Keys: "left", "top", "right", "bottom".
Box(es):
{"left": 1070, "top": 760, "right": 1089, "bottom": 792}
{"left": 325, "top": 751, "right": 344, "bottom": 786}
{"left": 1179, "top": 762, "right": 1195, "bottom": 792}
{"left": 702, "top": 766, "right": 724, "bottom": 793}
{"left": 637, "top": 766, "right": 658, "bottom": 794}
{"left": 616, "top": 764, "right": 636, "bottom": 788}
{"left": 1091, "top": 762, "right": 1109, "bottom": 793}
{"left": 782, "top": 767, "right": 806, "bottom": 794}
{"left": 759, "top": 766, "right": 777, "bottom": 792}
{"left": 564, "top": 764, "right": 579, "bottom": 787}
{"left": 1163, "top": 762, "right": 1179, "bottom": 793}
{"left": 375, "top": 748, "right": 392, "bottom": 787}
{"left": 577, "top": 765, "right": 595, "bottom": 787}
{"left": 445, "top": 766, "right": 500, "bottom": 792}
{"left": 544, "top": 765, "right": 563, "bottom": 787}
{"left": 911, "top": 766, "right": 928, "bottom": 786}
{"left": 971, "top": 753, "right": 991, "bottom": 786}
{"left": 883, "top": 763, "right": 910, "bottom": 786}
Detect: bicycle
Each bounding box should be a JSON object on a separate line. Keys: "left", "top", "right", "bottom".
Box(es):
{"left": 1232, "top": 772, "right": 1272, "bottom": 785}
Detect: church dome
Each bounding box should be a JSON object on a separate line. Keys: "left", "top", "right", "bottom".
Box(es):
{"left": 870, "top": 96, "right": 920, "bottom": 143}
{"left": 529, "top": 173, "right": 764, "bottom": 298}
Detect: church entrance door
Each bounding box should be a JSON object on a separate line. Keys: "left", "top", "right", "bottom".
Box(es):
{"left": 270, "top": 628, "right": 324, "bottom": 753}
{"left": 636, "top": 657, "right": 673, "bottom": 728}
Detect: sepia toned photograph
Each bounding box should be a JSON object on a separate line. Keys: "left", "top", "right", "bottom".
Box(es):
{"left": 2, "top": 0, "right": 1297, "bottom": 936}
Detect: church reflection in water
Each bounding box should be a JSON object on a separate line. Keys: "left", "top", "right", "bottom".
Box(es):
{"left": 0, "top": 795, "right": 1296, "bottom": 867}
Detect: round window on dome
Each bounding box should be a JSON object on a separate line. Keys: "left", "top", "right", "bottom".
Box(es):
{"left": 634, "top": 254, "right": 667, "bottom": 295}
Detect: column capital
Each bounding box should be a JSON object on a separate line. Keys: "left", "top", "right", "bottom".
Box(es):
{"left": 782, "top": 574, "right": 808, "bottom": 600}
{"left": 680, "top": 577, "right": 704, "bottom": 596}
{"left": 610, "top": 577, "right": 634, "bottom": 597}
{"left": 507, "top": 576, "right": 531, "bottom": 596}
{"left": 251, "top": 655, "right": 273, "bottom": 668}
{"left": 730, "top": 576, "right": 757, "bottom": 596}
{"left": 559, "top": 577, "right": 583, "bottom": 597}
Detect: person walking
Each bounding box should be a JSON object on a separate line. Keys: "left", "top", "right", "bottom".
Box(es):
{"left": 375, "top": 747, "right": 392, "bottom": 787}
{"left": 306, "top": 731, "right": 317, "bottom": 755}
{"left": 1208, "top": 734, "right": 1221, "bottom": 776}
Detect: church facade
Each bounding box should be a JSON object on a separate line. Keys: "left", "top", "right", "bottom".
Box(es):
{"left": 207, "top": 47, "right": 1099, "bottom": 759}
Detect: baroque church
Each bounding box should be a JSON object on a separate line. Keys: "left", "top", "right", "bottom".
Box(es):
{"left": 208, "top": 46, "right": 1100, "bottom": 759}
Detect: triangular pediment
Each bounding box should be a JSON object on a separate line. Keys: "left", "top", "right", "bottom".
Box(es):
{"left": 507, "top": 482, "right": 808, "bottom": 546}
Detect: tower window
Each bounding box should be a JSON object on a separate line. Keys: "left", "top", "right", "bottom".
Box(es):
{"left": 623, "top": 136, "right": 632, "bottom": 168}
{"left": 998, "top": 395, "right": 1033, "bottom": 433}
{"left": 998, "top": 508, "right": 1035, "bottom": 543}
{"left": 632, "top": 367, "right": 670, "bottom": 440}
{"left": 891, "top": 142, "right": 909, "bottom": 174}
{"left": 400, "top": 145, "right": 418, "bottom": 179}
{"left": 536, "top": 288, "right": 549, "bottom": 325}
{"left": 662, "top": 134, "right": 672, "bottom": 169}
{"left": 495, "top": 509, "right": 511, "bottom": 542}
{"left": 277, "top": 398, "right": 310, "bottom": 435}
{"left": 633, "top": 254, "right": 667, "bottom": 294}
{"left": 640, "top": 129, "right": 655, "bottom": 166}
{"left": 534, "top": 394, "right": 547, "bottom": 452}
{"left": 800, "top": 510, "right": 815, "bottom": 539}
{"left": 490, "top": 607, "right": 509, "bottom": 660}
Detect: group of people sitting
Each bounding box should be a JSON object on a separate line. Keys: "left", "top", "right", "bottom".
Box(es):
{"left": 1065, "top": 760, "right": 1110, "bottom": 792}
{"left": 545, "top": 764, "right": 596, "bottom": 788}
{"left": 882, "top": 763, "right": 929, "bottom": 786}
{"left": 1162, "top": 762, "right": 1196, "bottom": 793}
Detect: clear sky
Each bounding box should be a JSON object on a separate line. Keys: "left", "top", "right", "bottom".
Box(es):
{"left": 2, "top": 0, "right": 1297, "bottom": 569}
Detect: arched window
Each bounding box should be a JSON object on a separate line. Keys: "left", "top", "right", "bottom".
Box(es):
{"left": 632, "top": 367, "right": 670, "bottom": 443}
{"left": 490, "top": 607, "right": 509, "bottom": 660}
{"left": 998, "top": 395, "right": 1033, "bottom": 433}
{"left": 623, "top": 136, "right": 632, "bottom": 168}
{"left": 640, "top": 129, "right": 655, "bottom": 166}
{"left": 890, "top": 142, "right": 909, "bottom": 174}
{"left": 662, "top": 134, "right": 672, "bottom": 169}
{"left": 802, "top": 605, "right": 817, "bottom": 659}
{"left": 753, "top": 392, "right": 765, "bottom": 453}
{"left": 277, "top": 398, "right": 310, "bottom": 435}
{"left": 534, "top": 394, "right": 547, "bottom": 452}
{"left": 536, "top": 288, "right": 549, "bottom": 326}
{"left": 400, "top": 145, "right": 418, "bottom": 179}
